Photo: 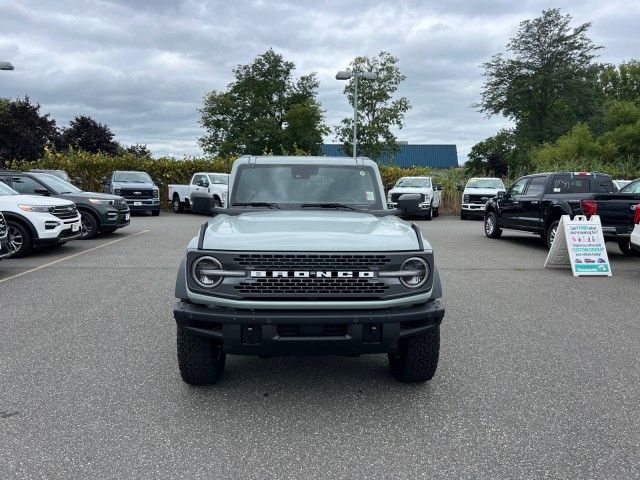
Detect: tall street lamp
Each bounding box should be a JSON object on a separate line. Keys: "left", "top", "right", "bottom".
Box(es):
{"left": 0, "top": 61, "right": 14, "bottom": 71}
{"left": 336, "top": 69, "right": 377, "bottom": 158}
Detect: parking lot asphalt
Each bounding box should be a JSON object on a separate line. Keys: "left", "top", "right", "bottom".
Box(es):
{"left": 1, "top": 212, "right": 639, "bottom": 479}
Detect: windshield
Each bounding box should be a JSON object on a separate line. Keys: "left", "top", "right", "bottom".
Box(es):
{"left": 396, "top": 177, "right": 431, "bottom": 188}
{"left": 209, "top": 174, "right": 229, "bottom": 185}
{"left": 621, "top": 180, "right": 640, "bottom": 193}
{"left": 113, "top": 171, "right": 152, "bottom": 183}
{"left": 31, "top": 170, "right": 70, "bottom": 182}
{"left": 467, "top": 178, "right": 504, "bottom": 189}
{"left": 34, "top": 173, "right": 82, "bottom": 194}
{"left": 0, "top": 181, "right": 18, "bottom": 196}
{"left": 231, "top": 164, "right": 383, "bottom": 209}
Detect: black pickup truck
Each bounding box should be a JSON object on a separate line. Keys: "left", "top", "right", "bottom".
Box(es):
{"left": 584, "top": 178, "right": 640, "bottom": 256}
{"left": 483, "top": 172, "right": 640, "bottom": 250}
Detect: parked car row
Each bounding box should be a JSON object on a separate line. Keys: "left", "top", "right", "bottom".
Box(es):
{"left": 0, "top": 170, "right": 135, "bottom": 258}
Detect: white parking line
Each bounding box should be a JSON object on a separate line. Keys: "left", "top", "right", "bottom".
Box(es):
{"left": 0, "top": 229, "right": 150, "bottom": 285}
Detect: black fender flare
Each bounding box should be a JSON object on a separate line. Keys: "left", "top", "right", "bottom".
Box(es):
{"left": 175, "top": 257, "right": 189, "bottom": 300}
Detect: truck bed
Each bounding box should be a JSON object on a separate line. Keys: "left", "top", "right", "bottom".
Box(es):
{"left": 587, "top": 193, "right": 640, "bottom": 238}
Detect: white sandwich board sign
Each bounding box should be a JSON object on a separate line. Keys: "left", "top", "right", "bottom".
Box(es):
{"left": 544, "top": 215, "right": 612, "bottom": 277}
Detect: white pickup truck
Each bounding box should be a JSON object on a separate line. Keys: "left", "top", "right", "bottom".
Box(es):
{"left": 169, "top": 173, "right": 229, "bottom": 214}
{"left": 387, "top": 176, "right": 442, "bottom": 220}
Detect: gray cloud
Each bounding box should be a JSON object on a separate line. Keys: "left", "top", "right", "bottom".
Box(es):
{"left": 1, "top": 0, "right": 639, "bottom": 161}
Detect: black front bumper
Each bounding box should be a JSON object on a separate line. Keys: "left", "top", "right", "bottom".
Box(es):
{"left": 124, "top": 199, "right": 160, "bottom": 211}
{"left": 99, "top": 208, "right": 131, "bottom": 229}
{"left": 174, "top": 300, "right": 445, "bottom": 356}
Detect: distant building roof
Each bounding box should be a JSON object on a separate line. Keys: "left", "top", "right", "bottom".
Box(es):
{"left": 320, "top": 144, "right": 458, "bottom": 168}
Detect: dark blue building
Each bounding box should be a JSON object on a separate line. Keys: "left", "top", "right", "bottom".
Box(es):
{"left": 320, "top": 144, "right": 458, "bottom": 168}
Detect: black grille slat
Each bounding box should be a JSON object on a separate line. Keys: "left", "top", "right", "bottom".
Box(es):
{"left": 235, "top": 277, "right": 388, "bottom": 296}
{"left": 468, "top": 194, "right": 491, "bottom": 204}
{"left": 50, "top": 205, "right": 78, "bottom": 219}
{"left": 391, "top": 193, "right": 424, "bottom": 203}
{"left": 233, "top": 253, "right": 391, "bottom": 270}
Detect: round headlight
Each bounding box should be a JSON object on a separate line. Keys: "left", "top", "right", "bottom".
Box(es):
{"left": 191, "top": 256, "right": 223, "bottom": 288}
{"left": 400, "top": 257, "right": 430, "bottom": 289}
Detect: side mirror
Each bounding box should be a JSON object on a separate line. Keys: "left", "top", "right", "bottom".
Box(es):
{"left": 100, "top": 177, "right": 107, "bottom": 185}
{"left": 155, "top": 178, "right": 162, "bottom": 186}
{"left": 497, "top": 190, "right": 505, "bottom": 198}
{"left": 434, "top": 184, "right": 443, "bottom": 191}
{"left": 34, "top": 188, "right": 50, "bottom": 196}
{"left": 386, "top": 183, "right": 395, "bottom": 190}
{"left": 73, "top": 176, "right": 81, "bottom": 185}
{"left": 456, "top": 185, "right": 463, "bottom": 192}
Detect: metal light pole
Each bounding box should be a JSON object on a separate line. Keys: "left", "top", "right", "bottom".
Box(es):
{"left": 336, "top": 69, "right": 377, "bottom": 158}
{"left": 0, "top": 61, "right": 14, "bottom": 71}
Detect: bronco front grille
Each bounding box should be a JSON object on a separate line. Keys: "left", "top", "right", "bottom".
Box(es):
{"left": 233, "top": 253, "right": 391, "bottom": 270}
{"left": 235, "top": 276, "right": 389, "bottom": 297}
{"left": 50, "top": 205, "right": 78, "bottom": 219}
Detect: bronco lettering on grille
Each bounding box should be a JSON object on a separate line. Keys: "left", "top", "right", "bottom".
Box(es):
{"left": 250, "top": 270, "right": 375, "bottom": 278}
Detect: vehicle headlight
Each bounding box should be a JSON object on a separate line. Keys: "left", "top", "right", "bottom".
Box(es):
{"left": 153, "top": 189, "right": 159, "bottom": 198}
{"left": 399, "top": 257, "right": 430, "bottom": 289}
{"left": 18, "top": 205, "right": 52, "bottom": 213}
{"left": 191, "top": 256, "right": 224, "bottom": 288}
{"left": 114, "top": 189, "right": 121, "bottom": 195}
{"left": 89, "top": 198, "right": 114, "bottom": 206}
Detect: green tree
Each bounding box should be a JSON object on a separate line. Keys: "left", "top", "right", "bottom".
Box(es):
{"left": 598, "top": 60, "right": 640, "bottom": 102}
{"left": 465, "top": 130, "right": 514, "bottom": 177}
{"left": 476, "top": 9, "right": 602, "bottom": 154}
{"left": 335, "top": 51, "right": 411, "bottom": 160}
{"left": 0, "top": 96, "right": 58, "bottom": 166}
{"left": 199, "top": 49, "right": 327, "bottom": 157}
{"left": 58, "top": 115, "right": 119, "bottom": 154}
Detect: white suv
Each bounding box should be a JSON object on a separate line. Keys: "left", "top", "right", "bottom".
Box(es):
{"left": 0, "top": 181, "right": 82, "bottom": 257}
{"left": 460, "top": 177, "right": 505, "bottom": 219}
{"left": 387, "top": 176, "right": 442, "bottom": 220}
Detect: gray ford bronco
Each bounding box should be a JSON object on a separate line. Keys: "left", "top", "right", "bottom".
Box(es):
{"left": 173, "top": 156, "right": 445, "bottom": 385}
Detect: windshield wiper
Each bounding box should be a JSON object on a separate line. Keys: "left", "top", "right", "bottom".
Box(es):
{"left": 232, "top": 202, "right": 281, "bottom": 210}
{"left": 301, "top": 203, "right": 360, "bottom": 211}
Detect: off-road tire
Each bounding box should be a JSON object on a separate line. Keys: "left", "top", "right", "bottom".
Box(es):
{"left": 80, "top": 211, "right": 99, "bottom": 239}
{"left": 152, "top": 209, "right": 160, "bottom": 217}
{"left": 433, "top": 208, "right": 439, "bottom": 217}
{"left": 460, "top": 211, "right": 467, "bottom": 220}
{"left": 6, "top": 220, "right": 32, "bottom": 258}
{"left": 546, "top": 220, "right": 560, "bottom": 249}
{"left": 389, "top": 327, "right": 440, "bottom": 382}
{"left": 618, "top": 239, "right": 640, "bottom": 257}
{"left": 484, "top": 211, "right": 502, "bottom": 238}
{"left": 177, "top": 326, "right": 225, "bottom": 385}
{"left": 172, "top": 195, "right": 184, "bottom": 213}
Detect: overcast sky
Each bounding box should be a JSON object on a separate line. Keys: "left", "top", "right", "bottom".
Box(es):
{"left": 1, "top": 1, "right": 639, "bottom": 162}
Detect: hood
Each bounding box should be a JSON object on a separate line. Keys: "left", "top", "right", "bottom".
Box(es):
{"left": 2, "top": 194, "right": 77, "bottom": 207}
{"left": 112, "top": 182, "right": 156, "bottom": 189}
{"left": 463, "top": 187, "right": 503, "bottom": 196}
{"left": 63, "top": 192, "right": 122, "bottom": 201}
{"left": 193, "top": 210, "right": 427, "bottom": 252}
{"left": 389, "top": 186, "right": 430, "bottom": 195}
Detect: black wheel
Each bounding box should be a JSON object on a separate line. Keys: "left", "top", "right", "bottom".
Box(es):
{"left": 79, "top": 211, "right": 99, "bottom": 239}
{"left": 177, "top": 326, "right": 225, "bottom": 385}
{"left": 424, "top": 203, "right": 433, "bottom": 221}
{"left": 460, "top": 211, "right": 467, "bottom": 220}
{"left": 546, "top": 220, "right": 560, "bottom": 249}
{"left": 6, "top": 221, "right": 32, "bottom": 258}
{"left": 172, "top": 195, "right": 184, "bottom": 213}
{"left": 618, "top": 239, "right": 640, "bottom": 257}
{"left": 484, "top": 211, "right": 502, "bottom": 238}
{"left": 389, "top": 327, "right": 440, "bottom": 382}
{"left": 433, "top": 207, "right": 439, "bottom": 217}
{"left": 152, "top": 209, "right": 160, "bottom": 217}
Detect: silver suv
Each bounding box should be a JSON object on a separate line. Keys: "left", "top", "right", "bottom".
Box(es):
{"left": 174, "top": 156, "right": 445, "bottom": 385}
